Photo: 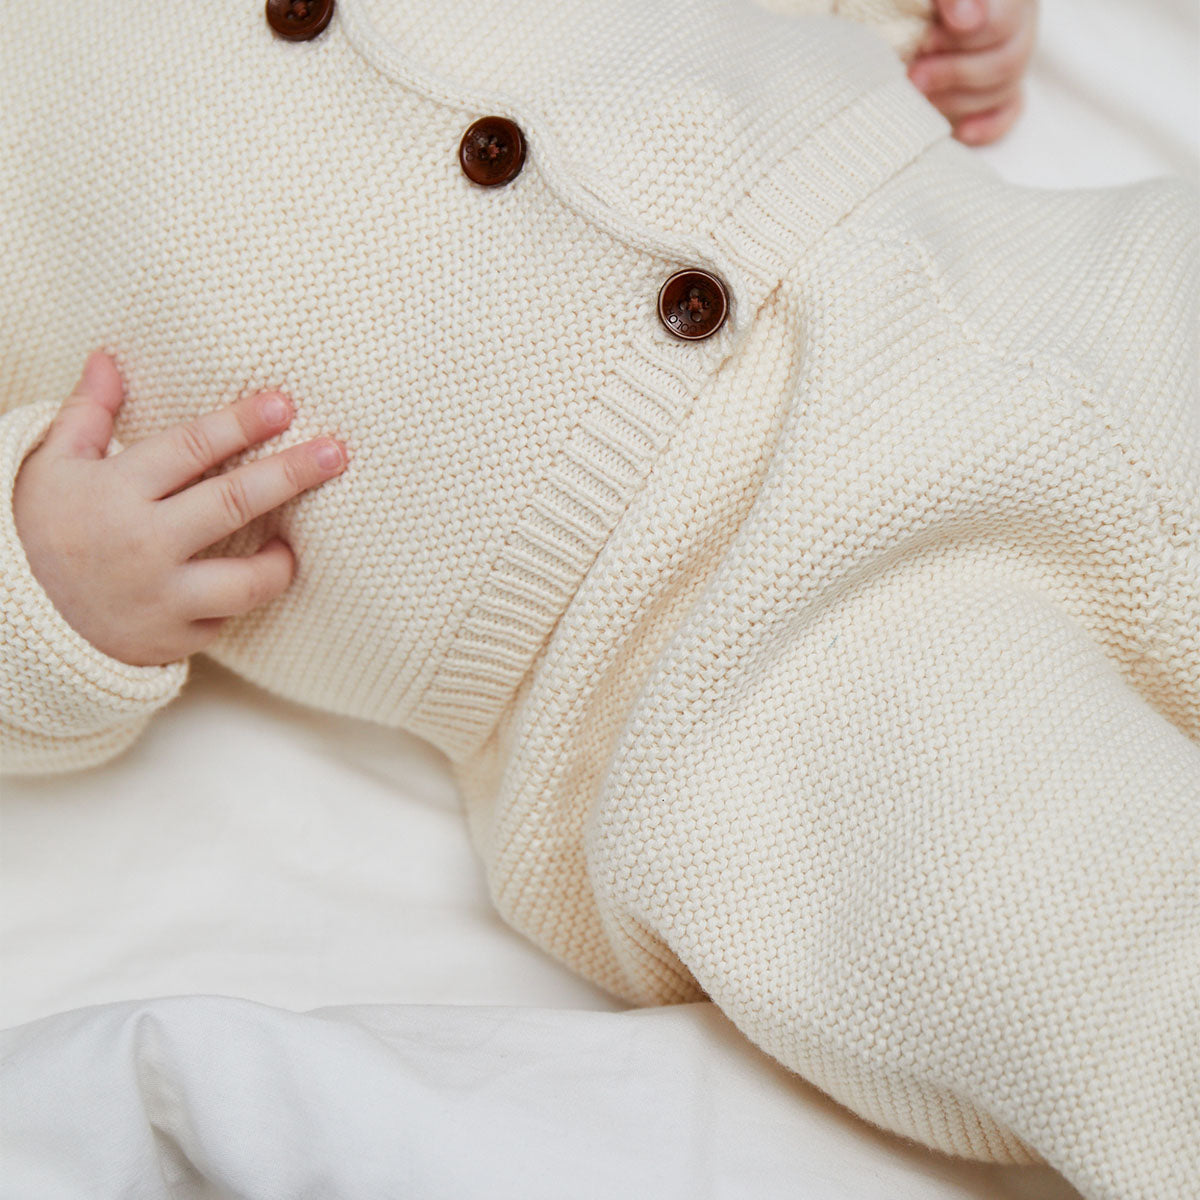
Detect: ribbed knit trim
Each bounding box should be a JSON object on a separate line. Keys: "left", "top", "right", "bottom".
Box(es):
{"left": 338, "top": 0, "right": 949, "bottom": 759}
{"left": 711, "top": 77, "right": 951, "bottom": 302}
{"left": 406, "top": 339, "right": 715, "bottom": 757}
{"left": 0, "top": 400, "right": 189, "bottom": 724}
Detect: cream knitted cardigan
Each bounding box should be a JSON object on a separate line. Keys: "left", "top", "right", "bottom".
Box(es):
{"left": 2, "top": 3, "right": 1198, "bottom": 1197}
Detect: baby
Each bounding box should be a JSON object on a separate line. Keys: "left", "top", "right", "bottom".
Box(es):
{"left": 10, "top": 0, "right": 1036, "bottom": 672}
{"left": 2, "top": 2, "right": 1196, "bottom": 1199}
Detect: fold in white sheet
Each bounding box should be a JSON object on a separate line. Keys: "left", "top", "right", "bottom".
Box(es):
{"left": 1, "top": 997, "right": 1077, "bottom": 1200}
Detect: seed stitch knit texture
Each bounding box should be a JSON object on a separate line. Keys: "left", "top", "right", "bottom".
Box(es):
{"left": 1, "top": 3, "right": 1198, "bottom": 1197}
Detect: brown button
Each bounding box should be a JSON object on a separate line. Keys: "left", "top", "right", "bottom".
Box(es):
{"left": 657, "top": 269, "right": 728, "bottom": 340}
{"left": 265, "top": 0, "right": 335, "bottom": 42}
{"left": 459, "top": 117, "right": 526, "bottom": 187}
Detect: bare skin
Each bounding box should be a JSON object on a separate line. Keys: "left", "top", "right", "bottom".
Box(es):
{"left": 910, "top": 0, "right": 1039, "bottom": 146}
{"left": 12, "top": 349, "right": 348, "bottom": 667}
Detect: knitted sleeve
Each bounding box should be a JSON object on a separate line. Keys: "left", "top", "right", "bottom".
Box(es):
{"left": 748, "top": 0, "right": 934, "bottom": 59}
{"left": 0, "top": 400, "right": 189, "bottom": 777}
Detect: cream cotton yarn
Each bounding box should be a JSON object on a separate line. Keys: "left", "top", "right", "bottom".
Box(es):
{"left": 2, "top": 3, "right": 1198, "bottom": 1198}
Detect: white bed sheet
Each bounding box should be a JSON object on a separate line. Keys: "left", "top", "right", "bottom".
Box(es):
{"left": 2, "top": 2, "right": 1196, "bottom": 1196}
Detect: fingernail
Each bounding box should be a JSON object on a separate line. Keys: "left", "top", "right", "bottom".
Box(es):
{"left": 261, "top": 394, "right": 290, "bottom": 425}
{"left": 909, "top": 66, "right": 931, "bottom": 91}
{"left": 81, "top": 350, "right": 106, "bottom": 391}
{"left": 315, "top": 440, "right": 343, "bottom": 470}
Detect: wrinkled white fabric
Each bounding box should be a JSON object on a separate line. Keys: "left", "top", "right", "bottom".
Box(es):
{"left": 0, "top": 996, "right": 1076, "bottom": 1200}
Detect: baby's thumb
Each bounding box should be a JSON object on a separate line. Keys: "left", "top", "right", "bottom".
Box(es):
{"left": 48, "top": 350, "right": 127, "bottom": 459}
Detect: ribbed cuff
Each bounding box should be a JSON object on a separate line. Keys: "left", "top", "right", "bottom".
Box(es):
{"left": 0, "top": 400, "right": 188, "bottom": 742}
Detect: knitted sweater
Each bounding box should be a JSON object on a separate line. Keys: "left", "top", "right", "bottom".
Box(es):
{"left": 2, "top": 4, "right": 1198, "bottom": 1198}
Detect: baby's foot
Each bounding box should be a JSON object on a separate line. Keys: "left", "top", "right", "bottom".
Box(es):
{"left": 908, "top": 0, "right": 1038, "bottom": 146}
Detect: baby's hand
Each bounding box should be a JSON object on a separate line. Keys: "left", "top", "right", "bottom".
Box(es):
{"left": 908, "top": 0, "right": 1038, "bottom": 146}
{"left": 12, "top": 350, "right": 348, "bottom": 667}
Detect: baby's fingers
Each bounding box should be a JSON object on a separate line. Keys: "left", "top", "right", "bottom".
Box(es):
{"left": 161, "top": 436, "right": 346, "bottom": 559}
{"left": 175, "top": 536, "right": 296, "bottom": 623}
{"left": 954, "top": 93, "right": 1024, "bottom": 145}
{"left": 44, "top": 351, "right": 127, "bottom": 460}
{"left": 933, "top": 0, "right": 988, "bottom": 37}
{"left": 920, "top": 0, "right": 1029, "bottom": 53}
{"left": 909, "top": 32, "right": 1032, "bottom": 96}
{"left": 118, "top": 388, "right": 296, "bottom": 500}
{"left": 922, "top": 81, "right": 1020, "bottom": 124}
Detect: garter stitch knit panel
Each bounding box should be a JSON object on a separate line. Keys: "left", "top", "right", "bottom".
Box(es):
{"left": 455, "top": 142, "right": 1200, "bottom": 1198}
{"left": 2, "top": 4, "right": 1198, "bottom": 1198}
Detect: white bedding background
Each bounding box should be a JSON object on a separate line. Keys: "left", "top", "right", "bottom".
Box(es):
{"left": 2, "top": 2, "right": 1197, "bottom": 1197}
